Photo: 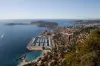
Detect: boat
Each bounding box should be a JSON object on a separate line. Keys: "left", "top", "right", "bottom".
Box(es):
{"left": 1, "top": 34, "right": 4, "bottom": 39}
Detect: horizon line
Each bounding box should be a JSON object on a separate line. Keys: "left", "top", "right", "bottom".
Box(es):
{"left": 0, "top": 18, "right": 100, "bottom": 20}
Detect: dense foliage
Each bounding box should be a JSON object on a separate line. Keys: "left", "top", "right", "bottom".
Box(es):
{"left": 63, "top": 29, "right": 100, "bottom": 66}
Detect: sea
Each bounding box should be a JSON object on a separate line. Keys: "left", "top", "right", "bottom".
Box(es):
{"left": 0, "top": 19, "right": 76, "bottom": 66}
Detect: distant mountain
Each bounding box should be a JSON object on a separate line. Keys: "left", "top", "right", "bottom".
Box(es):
{"left": 5, "top": 21, "right": 58, "bottom": 28}
{"left": 5, "top": 23, "right": 29, "bottom": 25}
{"left": 73, "top": 20, "right": 100, "bottom": 24}
{"left": 31, "top": 21, "right": 58, "bottom": 28}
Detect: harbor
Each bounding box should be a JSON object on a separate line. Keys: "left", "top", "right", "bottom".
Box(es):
{"left": 27, "top": 36, "right": 52, "bottom": 50}
{"left": 19, "top": 30, "right": 54, "bottom": 66}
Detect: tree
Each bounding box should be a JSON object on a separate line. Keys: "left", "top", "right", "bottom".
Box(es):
{"left": 64, "top": 29, "right": 100, "bottom": 66}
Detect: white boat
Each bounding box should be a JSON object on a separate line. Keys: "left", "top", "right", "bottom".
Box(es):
{"left": 1, "top": 34, "right": 4, "bottom": 39}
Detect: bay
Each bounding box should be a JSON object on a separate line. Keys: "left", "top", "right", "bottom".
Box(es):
{"left": 0, "top": 19, "right": 75, "bottom": 66}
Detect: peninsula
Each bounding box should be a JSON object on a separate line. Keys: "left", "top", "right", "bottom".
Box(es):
{"left": 5, "top": 21, "right": 58, "bottom": 28}
{"left": 31, "top": 21, "right": 58, "bottom": 28}
{"left": 5, "top": 23, "right": 29, "bottom": 25}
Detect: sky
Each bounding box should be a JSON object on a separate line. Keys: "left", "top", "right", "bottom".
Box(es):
{"left": 0, "top": 0, "right": 100, "bottom": 19}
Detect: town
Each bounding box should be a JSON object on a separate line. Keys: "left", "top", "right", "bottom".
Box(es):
{"left": 19, "top": 22, "right": 100, "bottom": 66}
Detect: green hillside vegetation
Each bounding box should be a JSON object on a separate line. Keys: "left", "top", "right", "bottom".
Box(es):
{"left": 63, "top": 29, "right": 100, "bottom": 66}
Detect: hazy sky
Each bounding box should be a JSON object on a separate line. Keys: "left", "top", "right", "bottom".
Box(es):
{"left": 0, "top": 0, "right": 100, "bottom": 19}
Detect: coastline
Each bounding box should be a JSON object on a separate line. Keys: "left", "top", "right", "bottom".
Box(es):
{"left": 18, "top": 50, "right": 43, "bottom": 66}
{"left": 19, "top": 29, "right": 52, "bottom": 66}
{"left": 19, "top": 48, "right": 51, "bottom": 66}
{"left": 0, "top": 19, "right": 76, "bottom": 66}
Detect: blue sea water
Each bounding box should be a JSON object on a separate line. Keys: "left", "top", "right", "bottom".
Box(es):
{"left": 17, "top": 50, "right": 42, "bottom": 66}
{"left": 0, "top": 19, "right": 76, "bottom": 66}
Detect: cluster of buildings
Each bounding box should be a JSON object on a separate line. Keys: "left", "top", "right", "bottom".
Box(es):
{"left": 24, "top": 26, "right": 88, "bottom": 66}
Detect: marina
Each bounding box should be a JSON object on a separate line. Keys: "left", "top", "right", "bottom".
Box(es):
{"left": 27, "top": 36, "right": 52, "bottom": 50}
{"left": 19, "top": 35, "right": 53, "bottom": 66}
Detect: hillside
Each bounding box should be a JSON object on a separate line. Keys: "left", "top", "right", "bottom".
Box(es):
{"left": 63, "top": 29, "right": 100, "bottom": 66}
